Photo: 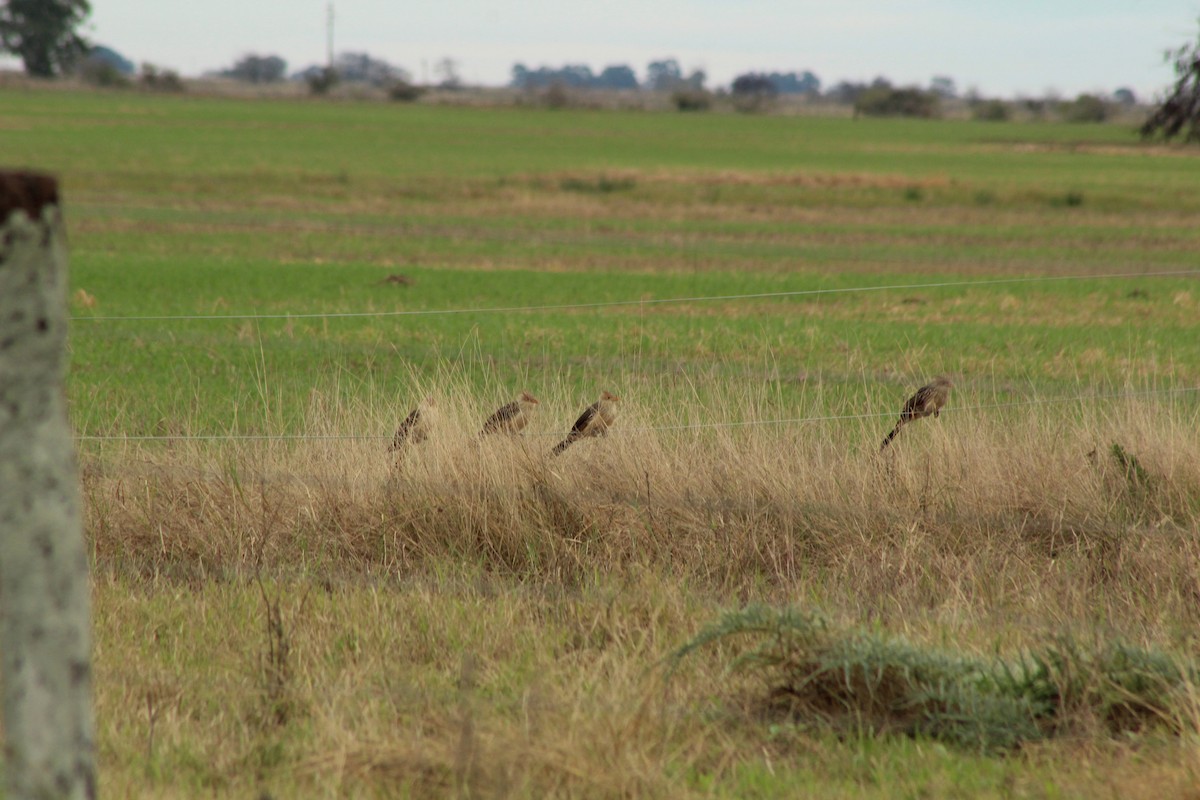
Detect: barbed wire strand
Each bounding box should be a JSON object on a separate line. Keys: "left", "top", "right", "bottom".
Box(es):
{"left": 69, "top": 268, "right": 1200, "bottom": 323}
{"left": 73, "top": 385, "right": 1200, "bottom": 442}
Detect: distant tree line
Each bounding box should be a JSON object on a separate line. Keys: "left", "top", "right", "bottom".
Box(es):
{"left": 511, "top": 58, "right": 704, "bottom": 91}
{"left": 222, "top": 54, "right": 287, "bottom": 83}
{"left": 511, "top": 63, "right": 639, "bottom": 89}
{"left": 3, "top": 0, "right": 1186, "bottom": 132}
{"left": 62, "top": 42, "right": 1152, "bottom": 124}
{"left": 754, "top": 70, "right": 821, "bottom": 94}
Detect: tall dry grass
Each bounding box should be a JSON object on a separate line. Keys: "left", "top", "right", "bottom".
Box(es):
{"left": 82, "top": 373, "right": 1200, "bottom": 637}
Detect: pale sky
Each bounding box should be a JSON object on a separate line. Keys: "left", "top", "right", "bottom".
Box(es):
{"left": 12, "top": 1, "right": 1200, "bottom": 99}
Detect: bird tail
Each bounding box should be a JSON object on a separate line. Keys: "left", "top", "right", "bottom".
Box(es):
{"left": 879, "top": 421, "right": 903, "bottom": 452}
{"left": 551, "top": 435, "right": 576, "bottom": 456}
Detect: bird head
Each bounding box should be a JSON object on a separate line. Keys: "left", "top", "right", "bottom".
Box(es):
{"left": 600, "top": 390, "right": 620, "bottom": 403}
{"left": 519, "top": 390, "right": 540, "bottom": 407}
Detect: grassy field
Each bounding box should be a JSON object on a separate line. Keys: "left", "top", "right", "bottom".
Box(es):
{"left": 4, "top": 87, "right": 1200, "bottom": 796}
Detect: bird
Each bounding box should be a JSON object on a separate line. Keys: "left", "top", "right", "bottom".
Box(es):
{"left": 880, "top": 376, "right": 953, "bottom": 452}
{"left": 552, "top": 391, "right": 621, "bottom": 456}
{"left": 389, "top": 395, "right": 436, "bottom": 451}
{"left": 479, "top": 390, "right": 540, "bottom": 436}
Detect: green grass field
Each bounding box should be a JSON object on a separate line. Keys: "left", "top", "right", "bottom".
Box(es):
{"left": 4, "top": 91, "right": 1191, "bottom": 435}
{"left": 5, "top": 87, "right": 1200, "bottom": 797}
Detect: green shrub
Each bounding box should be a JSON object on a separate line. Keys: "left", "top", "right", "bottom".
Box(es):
{"left": 671, "top": 605, "right": 1197, "bottom": 752}
{"left": 1061, "top": 94, "right": 1108, "bottom": 123}
{"left": 730, "top": 74, "right": 777, "bottom": 113}
{"left": 307, "top": 67, "right": 339, "bottom": 96}
{"left": 79, "top": 59, "right": 130, "bottom": 88}
{"left": 855, "top": 86, "right": 940, "bottom": 118}
{"left": 972, "top": 99, "right": 1010, "bottom": 121}
{"left": 541, "top": 82, "right": 570, "bottom": 109}
{"left": 671, "top": 89, "right": 712, "bottom": 112}
{"left": 140, "top": 64, "right": 184, "bottom": 93}
{"left": 387, "top": 81, "right": 425, "bottom": 102}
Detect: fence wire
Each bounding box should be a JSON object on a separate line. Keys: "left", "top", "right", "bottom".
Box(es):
{"left": 70, "top": 268, "right": 1200, "bottom": 443}
{"left": 73, "top": 385, "right": 1200, "bottom": 443}
{"left": 68, "top": 268, "right": 1200, "bottom": 323}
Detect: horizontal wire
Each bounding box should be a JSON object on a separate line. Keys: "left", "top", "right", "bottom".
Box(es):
{"left": 68, "top": 268, "right": 1200, "bottom": 323}
{"left": 73, "top": 385, "right": 1200, "bottom": 443}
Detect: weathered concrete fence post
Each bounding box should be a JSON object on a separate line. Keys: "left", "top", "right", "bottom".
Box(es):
{"left": 0, "top": 172, "right": 96, "bottom": 799}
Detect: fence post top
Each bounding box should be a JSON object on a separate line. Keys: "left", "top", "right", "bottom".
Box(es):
{"left": 0, "top": 171, "right": 59, "bottom": 224}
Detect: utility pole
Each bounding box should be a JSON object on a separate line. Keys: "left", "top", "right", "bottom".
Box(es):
{"left": 326, "top": 2, "right": 335, "bottom": 69}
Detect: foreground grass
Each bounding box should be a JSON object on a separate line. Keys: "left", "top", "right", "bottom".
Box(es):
{"left": 5, "top": 88, "right": 1199, "bottom": 795}
{"left": 95, "top": 573, "right": 1200, "bottom": 799}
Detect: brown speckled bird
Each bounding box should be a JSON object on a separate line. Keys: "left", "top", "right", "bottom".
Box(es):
{"left": 880, "top": 376, "right": 953, "bottom": 452}
{"left": 389, "top": 396, "right": 436, "bottom": 452}
{"left": 552, "top": 391, "right": 621, "bottom": 456}
{"left": 480, "top": 390, "right": 540, "bottom": 436}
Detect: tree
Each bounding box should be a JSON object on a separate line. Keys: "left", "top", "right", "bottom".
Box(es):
{"left": 645, "top": 58, "right": 682, "bottom": 90}
{"left": 0, "top": 0, "right": 91, "bottom": 77}
{"left": 223, "top": 53, "right": 288, "bottom": 83}
{"left": 434, "top": 57, "right": 461, "bottom": 89}
{"left": 930, "top": 75, "right": 957, "bottom": 98}
{"left": 598, "top": 64, "right": 638, "bottom": 89}
{"left": 140, "top": 62, "right": 184, "bottom": 92}
{"left": 1061, "top": 93, "right": 1108, "bottom": 123}
{"left": 762, "top": 70, "right": 820, "bottom": 94}
{"left": 85, "top": 44, "right": 133, "bottom": 75}
{"left": 78, "top": 45, "right": 132, "bottom": 88}
{"left": 971, "top": 99, "right": 1010, "bottom": 122}
{"left": 510, "top": 62, "right": 640, "bottom": 90}
{"left": 826, "top": 80, "right": 868, "bottom": 104}
{"left": 731, "top": 72, "right": 777, "bottom": 112}
{"left": 548, "top": 64, "right": 594, "bottom": 87}
{"left": 1141, "top": 29, "right": 1200, "bottom": 142}
{"left": 855, "top": 85, "right": 940, "bottom": 118}
{"left": 335, "top": 52, "right": 407, "bottom": 84}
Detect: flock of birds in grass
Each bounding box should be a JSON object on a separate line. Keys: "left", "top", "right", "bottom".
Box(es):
{"left": 389, "top": 389, "right": 622, "bottom": 457}
{"left": 389, "top": 377, "right": 953, "bottom": 458}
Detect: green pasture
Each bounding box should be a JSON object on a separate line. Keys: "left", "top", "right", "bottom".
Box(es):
{"left": 3, "top": 90, "right": 1195, "bottom": 435}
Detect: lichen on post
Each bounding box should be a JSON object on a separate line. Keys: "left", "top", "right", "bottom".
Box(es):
{"left": 0, "top": 171, "right": 96, "bottom": 799}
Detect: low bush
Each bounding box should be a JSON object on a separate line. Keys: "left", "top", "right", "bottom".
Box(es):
{"left": 671, "top": 89, "right": 712, "bottom": 112}
{"left": 972, "top": 99, "right": 1010, "bottom": 121}
{"left": 387, "top": 81, "right": 425, "bottom": 102}
{"left": 855, "top": 86, "right": 940, "bottom": 118}
{"left": 671, "top": 605, "right": 1198, "bottom": 753}
{"left": 1061, "top": 94, "right": 1109, "bottom": 123}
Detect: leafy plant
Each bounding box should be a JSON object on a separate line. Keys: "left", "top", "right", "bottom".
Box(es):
{"left": 672, "top": 606, "right": 1197, "bottom": 752}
